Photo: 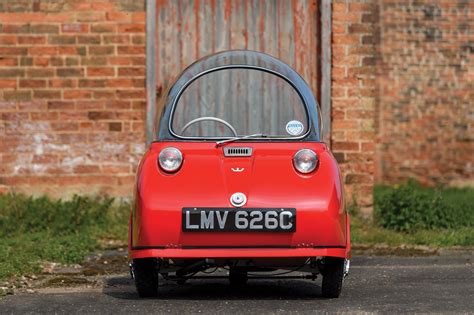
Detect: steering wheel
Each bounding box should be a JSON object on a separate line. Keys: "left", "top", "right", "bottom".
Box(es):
{"left": 180, "top": 117, "right": 238, "bottom": 136}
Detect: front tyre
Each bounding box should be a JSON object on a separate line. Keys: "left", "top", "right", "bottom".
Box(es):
{"left": 133, "top": 258, "right": 158, "bottom": 298}
{"left": 321, "top": 257, "right": 344, "bottom": 298}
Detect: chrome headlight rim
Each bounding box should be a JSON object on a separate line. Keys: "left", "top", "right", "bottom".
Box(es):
{"left": 158, "top": 147, "right": 183, "bottom": 173}
{"left": 293, "top": 148, "right": 318, "bottom": 174}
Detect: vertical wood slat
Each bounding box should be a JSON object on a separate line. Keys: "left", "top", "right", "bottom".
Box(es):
{"left": 321, "top": 0, "right": 332, "bottom": 144}
{"left": 146, "top": 0, "right": 157, "bottom": 145}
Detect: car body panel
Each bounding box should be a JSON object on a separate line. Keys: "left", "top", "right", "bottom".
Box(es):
{"left": 130, "top": 142, "right": 349, "bottom": 259}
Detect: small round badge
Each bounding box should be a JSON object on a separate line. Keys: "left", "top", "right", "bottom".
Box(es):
{"left": 286, "top": 120, "right": 304, "bottom": 136}
{"left": 230, "top": 192, "right": 247, "bottom": 207}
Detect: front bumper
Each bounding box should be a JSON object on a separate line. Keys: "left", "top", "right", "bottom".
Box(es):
{"left": 130, "top": 246, "right": 350, "bottom": 260}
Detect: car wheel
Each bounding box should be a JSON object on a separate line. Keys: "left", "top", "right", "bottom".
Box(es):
{"left": 229, "top": 267, "right": 248, "bottom": 286}
{"left": 321, "top": 257, "right": 344, "bottom": 298}
{"left": 133, "top": 258, "right": 158, "bottom": 298}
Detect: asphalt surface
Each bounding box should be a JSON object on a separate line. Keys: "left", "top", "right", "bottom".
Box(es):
{"left": 1, "top": 254, "right": 473, "bottom": 314}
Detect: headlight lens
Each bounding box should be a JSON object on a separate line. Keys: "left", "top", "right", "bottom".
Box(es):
{"left": 158, "top": 147, "right": 183, "bottom": 172}
{"left": 293, "top": 149, "right": 318, "bottom": 174}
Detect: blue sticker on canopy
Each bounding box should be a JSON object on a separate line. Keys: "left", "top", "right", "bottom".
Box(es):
{"left": 286, "top": 120, "right": 304, "bottom": 136}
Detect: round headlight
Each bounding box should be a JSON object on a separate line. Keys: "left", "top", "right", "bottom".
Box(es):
{"left": 158, "top": 147, "right": 183, "bottom": 173}
{"left": 293, "top": 149, "right": 318, "bottom": 174}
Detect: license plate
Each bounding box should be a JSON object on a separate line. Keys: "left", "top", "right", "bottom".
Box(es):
{"left": 182, "top": 208, "right": 296, "bottom": 232}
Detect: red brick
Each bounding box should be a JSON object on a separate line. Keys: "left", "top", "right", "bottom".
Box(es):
{"left": 64, "top": 90, "right": 92, "bottom": 99}
{"left": 87, "top": 111, "right": 116, "bottom": 120}
{"left": 105, "top": 100, "right": 131, "bottom": 110}
{"left": 31, "top": 112, "right": 59, "bottom": 120}
{"left": 91, "top": 2, "right": 115, "bottom": 11}
{"left": 27, "top": 69, "right": 54, "bottom": 77}
{"left": 33, "top": 90, "right": 61, "bottom": 99}
{"left": 89, "top": 46, "right": 114, "bottom": 55}
{"left": 78, "top": 79, "right": 106, "bottom": 88}
{"left": 76, "top": 101, "right": 104, "bottom": 110}
{"left": 106, "top": 12, "right": 131, "bottom": 22}
{"left": 58, "top": 111, "right": 88, "bottom": 120}
{"left": 118, "top": 67, "right": 145, "bottom": 77}
{"left": 57, "top": 68, "right": 85, "bottom": 77}
{"left": 34, "top": 57, "right": 50, "bottom": 67}
{"left": 0, "top": 47, "right": 27, "bottom": 55}
{"left": 348, "top": 3, "right": 374, "bottom": 12}
{"left": 0, "top": 79, "right": 17, "bottom": 89}
{"left": 0, "top": 35, "right": 17, "bottom": 45}
{"left": 49, "top": 79, "right": 77, "bottom": 88}
{"left": 131, "top": 13, "right": 146, "bottom": 22}
{"left": 19, "top": 79, "right": 46, "bottom": 88}
{"left": 58, "top": 46, "right": 83, "bottom": 55}
{"left": 105, "top": 78, "right": 133, "bottom": 88}
{"left": 30, "top": 24, "right": 60, "bottom": 34}
{"left": 108, "top": 56, "right": 132, "bottom": 65}
{"left": 1, "top": 25, "right": 28, "bottom": 34}
{"left": 130, "top": 57, "right": 145, "bottom": 65}
{"left": 118, "top": 24, "right": 145, "bottom": 33}
{"left": 117, "top": 90, "right": 145, "bottom": 99}
{"left": 345, "top": 174, "right": 372, "bottom": 184}
{"left": 61, "top": 24, "right": 89, "bottom": 33}
{"left": 93, "top": 90, "right": 115, "bottom": 99}
{"left": 87, "top": 67, "right": 115, "bottom": 77}
{"left": 48, "top": 35, "right": 76, "bottom": 45}
{"left": 108, "top": 122, "right": 122, "bottom": 131}
{"left": 76, "top": 12, "right": 105, "bottom": 23}
{"left": 17, "top": 36, "right": 46, "bottom": 45}
{"left": 131, "top": 35, "right": 145, "bottom": 45}
{"left": 103, "top": 35, "right": 130, "bottom": 44}
{"left": 0, "top": 58, "right": 18, "bottom": 67}
{"left": 91, "top": 24, "right": 116, "bottom": 33}
{"left": 117, "top": 46, "right": 145, "bottom": 55}
{"left": 28, "top": 46, "right": 58, "bottom": 55}
{"left": 77, "top": 35, "right": 101, "bottom": 45}
{"left": 51, "top": 122, "right": 79, "bottom": 132}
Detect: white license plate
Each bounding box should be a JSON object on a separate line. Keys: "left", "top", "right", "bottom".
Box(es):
{"left": 182, "top": 208, "right": 296, "bottom": 232}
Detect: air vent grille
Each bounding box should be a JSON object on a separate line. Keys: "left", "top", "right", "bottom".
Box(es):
{"left": 223, "top": 147, "right": 253, "bottom": 157}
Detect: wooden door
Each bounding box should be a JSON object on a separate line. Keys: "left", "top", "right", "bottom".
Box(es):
{"left": 155, "top": 0, "right": 319, "bottom": 96}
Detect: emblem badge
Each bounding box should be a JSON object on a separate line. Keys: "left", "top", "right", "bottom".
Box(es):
{"left": 230, "top": 192, "right": 247, "bottom": 207}
{"left": 231, "top": 167, "right": 244, "bottom": 172}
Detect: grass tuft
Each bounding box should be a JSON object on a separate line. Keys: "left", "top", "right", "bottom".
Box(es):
{"left": 0, "top": 194, "right": 129, "bottom": 281}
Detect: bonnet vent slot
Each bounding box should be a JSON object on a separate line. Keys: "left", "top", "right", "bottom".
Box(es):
{"left": 223, "top": 147, "right": 253, "bottom": 157}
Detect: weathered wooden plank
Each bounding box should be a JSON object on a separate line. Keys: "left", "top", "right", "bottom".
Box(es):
{"left": 146, "top": 0, "right": 157, "bottom": 145}
{"left": 246, "top": 0, "right": 262, "bottom": 134}
{"left": 214, "top": 0, "right": 231, "bottom": 136}
{"left": 177, "top": 0, "right": 197, "bottom": 129}
{"left": 321, "top": 0, "right": 331, "bottom": 144}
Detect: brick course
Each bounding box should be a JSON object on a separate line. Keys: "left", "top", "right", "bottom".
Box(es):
{"left": 0, "top": 0, "right": 146, "bottom": 197}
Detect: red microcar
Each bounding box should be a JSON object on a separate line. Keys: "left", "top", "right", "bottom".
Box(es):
{"left": 129, "top": 50, "right": 350, "bottom": 298}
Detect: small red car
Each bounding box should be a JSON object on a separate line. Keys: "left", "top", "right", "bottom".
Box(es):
{"left": 129, "top": 50, "right": 350, "bottom": 298}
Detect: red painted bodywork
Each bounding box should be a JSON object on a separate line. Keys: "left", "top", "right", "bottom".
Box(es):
{"left": 129, "top": 141, "right": 350, "bottom": 260}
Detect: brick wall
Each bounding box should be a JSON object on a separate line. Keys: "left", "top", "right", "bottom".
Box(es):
{"left": 332, "top": 0, "right": 377, "bottom": 212}
{"left": 376, "top": 0, "right": 474, "bottom": 187}
{"left": 0, "top": 0, "right": 379, "bottom": 211}
{"left": 6, "top": 1, "right": 469, "bottom": 211}
{"left": 0, "top": 0, "right": 146, "bottom": 197}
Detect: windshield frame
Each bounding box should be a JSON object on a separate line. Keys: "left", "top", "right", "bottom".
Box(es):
{"left": 168, "top": 65, "right": 312, "bottom": 141}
